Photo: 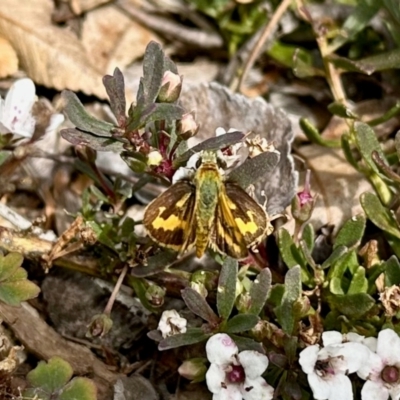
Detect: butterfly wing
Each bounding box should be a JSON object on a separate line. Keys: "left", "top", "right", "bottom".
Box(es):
{"left": 143, "top": 181, "right": 196, "bottom": 253}
{"left": 211, "top": 181, "right": 268, "bottom": 259}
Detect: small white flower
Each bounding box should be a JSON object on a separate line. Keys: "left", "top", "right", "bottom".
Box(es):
{"left": 299, "top": 336, "right": 371, "bottom": 400}
{"left": 0, "top": 78, "right": 64, "bottom": 139}
{"left": 360, "top": 329, "right": 400, "bottom": 400}
{"left": 147, "top": 150, "right": 163, "bottom": 166}
{"left": 215, "top": 127, "right": 245, "bottom": 169}
{"left": 172, "top": 152, "right": 199, "bottom": 184}
{"left": 158, "top": 309, "right": 187, "bottom": 339}
{"left": 205, "top": 333, "right": 274, "bottom": 400}
{"left": 0, "top": 78, "right": 36, "bottom": 137}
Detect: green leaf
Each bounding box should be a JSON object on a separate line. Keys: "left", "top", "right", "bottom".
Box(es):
{"left": 327, "top": 102, "right": 358, "bottom": 119}
{"left": 299, "top": 118, "right": 341, "bottom": 148}
{"left": 127, "top": 276, "right": 158, "bottom": 313}
{"left": 302, "top": 224, "right": 315, "bottom": 253}
{"left": 225, "top": 314, "right": 259, "bottom": 333}
{"left": 248, "top": 268, "right": 272, "bottom": 316}
{"left": 60, "top": 128, "right": 124, "bottom": 153}
{"left": 334, "top": 214, "right": 366, "bottom": 249}
{"left": 347, "top": 267, "right": 368, "bottom": 294}
{"left": 228, "top": 151, "right": 280, "bottom": 189}
{"left": 0, "top": 252, "right": 40, "bottom": 306}
{"left": 384, "top": 256, "right": 400, "bottom": 286}
{"left": 181, "top": 288, "right": 219, "bottom": 324}
{"left": 230, "top": 335, "right": 265, "bottom": 353}
{"left": 130, "top": 251, "right": 177, "bottom": 278}
{"left": 61, "top": 91, "right": 114, "bottom": 136}
{"left": 59, "top": 377, "right": 97, "bottom": 400}
{"left": 277, "top": 228, "right": 305, "bottom": 268}
{"left": 275, "top": 266, "right": 301, "bottom": 334}
{"left": 328, "top": 293, "right": 375, "bottom": 318}
{"left": 141, "top": 41, "right": 165, "bottom": 104}
{"left": 321, "top": 245, "right": 349, "bottom": 269}
{"left": 360, "top": 192, "right": 400, "bottom": 239}
{"left": 174, "top": 131, "right": 245, "bottom": 168}
{"left": 354, "top": 122, "right": 387, "bottom": 174}
{"left": 27, "top": 357, "right": 73, "bottom": 393}
{"left": 327, "top": 0, "right": 381, "bottom": 53}
{"left": 103, "top": 68, "right": 126, "bottom": 127}
{"left": 158, "top": 328, "right": 210, "bottom": 350}
{"left": 217, "top": 258, "right": 238, "bottom": 320}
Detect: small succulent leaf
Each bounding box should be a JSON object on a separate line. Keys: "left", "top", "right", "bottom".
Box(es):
{"left": 327, "top": 102, "right": 358, "bottom": 119}
{"left": 225, "top": 314, "right": 259, "bottom": 333}
{"left": 302, "top": 224, "right": 315, "bottom": 253}
{"left": 386, "top": 235, "right": 400, "bottom": 259}
{"left": 277, "top": 228, "right": 306, "bottom": 268}
{"left": 181, "top": 288, "right": 219, "bottom": 324}
{"left": 217, "top": 257, "right": 238, "bottom": 320}
{"left": 321, "top": 245, "right": 349, "bottom": 269}
{"left": 174, "top": 131, "right": 245, "bottom": 167}
{"left": 328, "top": 293, "right": 375, "bottom": 318}
{"left": 275, "top": 266, "right": 301, "bottom": 334}
{"left": 131, "top": 251, "right": 177, "bottom": 278}
{"left": 142, "top": 41, "right": 165, "bottom": 104}
{"left": 334, "top": 214, "right": 366, "bottom": 249}
{"left": 328, "top": 251, "right": 357, "bottom": 280}
{"left": 59, "top": 377, "right": 97, "bottom": 400}
{"left": 329, "top": 48, "right": 400, "bottom": 74}
{"left": 341, "top": 133, "right": 360, "bottom": 169}
{"left": 27, "top": 357, "right": 73, "bottom": 393}
{"left": 61, "top": 129, "right": 124, "bottom": 152}
{"left": 61, "top": 91, "right": 114, "bottom": 136}
{"left": 248, "top": 268, "right": 272, "bottom": 316}
{"left": 330, "top": 277, "right": 345, "bottom": 295}
{"left": 158, "top": 328, "right": 210, "bottom": 350}
{"left": 228, "top": 151, "right": 280, "bottom": 189}
{"left": 354, "top": 122, "right": 387, "bottom": 174}
{"left": 347, "top": 267, "right": 368, "bottom": 294}
{"left": 102, "top": 68, "right": 126, "bottom": 127}
{"left": 0, "top": 280, "right": 40, "bottom": 306}
{"left": 384, "top": 256, "right": 400, "bottom": 286}
{"left": 299, "top": 118, "right": 340, "bottom": 147}
{"left": 361, "top": 192, "right": 400, "bottom": 239}
{"left": 0, "top": 252, "right": 23, "bottom": 281}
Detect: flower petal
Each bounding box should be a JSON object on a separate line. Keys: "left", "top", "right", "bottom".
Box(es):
{"left": 307, "top": 372, "right": 331, "bottom": 399}
{"left": 361, "top": 380, "right": 389, "bottom": 400}
{"left": 214, "top": 384, "right": 242, "bottom": 400}
{"left": 377, "top": 329, "right": 400, "bottom": 365}
{"left": 3, "top": 78, "right": 36, "bottom": 137}
{"left": 325, "top": 342, "right": 371, "bottom": 373}
{"left": 206, "top": 363, "right": 225, "bottom": 394}
{"left": 206, "top": 334, "right": 238, "bottom": 365}
{"left": 238, "top": 350, "right": 269, "bottom": 380}
{"left": 357, "top": 351, "right": 383, "bottom": 380}
{"left": 327, "top": 374, "right": 353, "bottom": 400}
{"left": 241, "top": 377, "right": 274, "bottom": 400}
{"left": 299, "top": 345, "right": 319, "bottom": 374}
{"left": 322, "top": 331, "right": 343, "bottom": 346}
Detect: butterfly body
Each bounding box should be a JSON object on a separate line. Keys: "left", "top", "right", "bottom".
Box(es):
{"left": 143, "top": 151, "right": 270, "bottom": 259}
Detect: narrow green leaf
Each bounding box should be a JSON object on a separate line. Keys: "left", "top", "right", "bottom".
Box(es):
{"left": 217, "top": 258, "right": 238, "bottom": 320}
{"left": 334, "top": 214, "right": 366, "bottom": 249}
{"left": 181, "top": 288, "right": 219, "bottom": 324}
{"left": 248, "top": 268, "right": 272, "bottom": 316}
{"left": 347, "top": 267, "right": 368, "bottom": 294}
{"left": 354, "top": 122, "right": 387, "bottom": 174}
{"left": 158, "top": 328, "right": 209, "bottom": 350}
{"left": 142, "top": 41, "right": 165, "bottom": 104}
{"left": 302, "top": 224, "right": 315, "bottom": 253}
{"left": 360, "top": 192, "right": 400, "bottom": 239}
{"left": 327, "top": 102, "right": 358, "bottom": 119}
{"left": 60, "top": 129, "right": 124, "bottom": 152}
{"left": 299, "top": 118, "right": 341, "bottom": 148}
{"left": 321, "top": 245, "right": 349, "bottom": 269}
{"left": 61, "top": 91, "right": 114, "bottom": 136}
{"left": 103, "top": 68, "right": 126, "bottom": 127}
{"left": 225, "top": 314, "right": 259, "bottom": 333}
{"left": 277, "top": 228, "right": 305, "bottom": 268}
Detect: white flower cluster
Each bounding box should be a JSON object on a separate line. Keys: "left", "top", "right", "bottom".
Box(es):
{"left": 299, "top": 329, "right": 400, "bottom": 400}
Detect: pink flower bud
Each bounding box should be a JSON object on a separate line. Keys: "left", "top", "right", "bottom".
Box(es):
{"left": 177, "top": 112, "right": 199, "bottom": 140}
{"left": 157, "top": 71, "right": 182, "bottom": 103}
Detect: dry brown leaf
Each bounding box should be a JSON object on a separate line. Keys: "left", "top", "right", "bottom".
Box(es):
{"left": 81, "top": 5, "right": 158, "bottom": 73}
{"left": 0, "top": 0, "right": 107, "bottom": 98}
{"left": 0, "top": 36, "right": 18, "bottom": 78}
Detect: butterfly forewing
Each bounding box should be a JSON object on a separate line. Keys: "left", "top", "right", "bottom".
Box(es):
{"left": 143, "top": 181, "right": 197, "bottom": 252}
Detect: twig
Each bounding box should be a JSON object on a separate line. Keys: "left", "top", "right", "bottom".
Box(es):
{"left": 238, "top": 0, "right": 293, "bottom": 93}
{"left": 115, "top": 0, "right": 223, "bottom": 49}
{"left": 104, "top": 265, "right": 129, "bottom": 315}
